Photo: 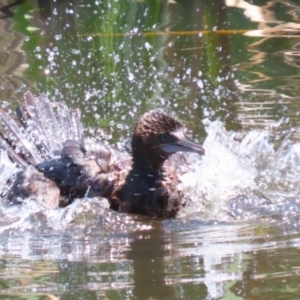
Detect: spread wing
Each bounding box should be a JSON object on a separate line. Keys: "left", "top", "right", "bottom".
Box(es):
{"left": 1, "top": 92, "right": 128, "bottom": 209}
{"left": 0, "top": 91, "right": 83, "bottom": 166}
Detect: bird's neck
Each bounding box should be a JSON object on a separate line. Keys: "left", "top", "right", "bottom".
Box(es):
{"left": 132, "top": 146, "right": 167, "bottom": 172}
{"left": 131, "top": 150, "right": 167, "bottom": 177}
{"left": 131, "top": 161, "right": 163, "bottom": 178}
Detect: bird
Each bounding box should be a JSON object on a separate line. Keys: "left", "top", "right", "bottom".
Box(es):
{"left": 108, "top": 109, "right": 205, "bottom": 217}
{"left": 0, "top": 92, "right": 205, "bottom": 218}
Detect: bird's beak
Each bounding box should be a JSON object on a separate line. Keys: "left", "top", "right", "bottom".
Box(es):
{"left": 160, "top": 137, "right": 205, "bottom": 156}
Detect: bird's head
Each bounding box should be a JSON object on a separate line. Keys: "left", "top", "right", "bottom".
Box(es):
{"left": 131, "top": 109, "right": 205, "bottom": 169}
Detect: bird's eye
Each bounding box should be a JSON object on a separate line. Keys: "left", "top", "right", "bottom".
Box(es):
{"left": 160, "top": 133, "right": 169, "bottom": 142}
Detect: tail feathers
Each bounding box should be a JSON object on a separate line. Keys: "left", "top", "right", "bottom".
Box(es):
{"left": 0, "top": 91, "right": 84, "bottom": 166}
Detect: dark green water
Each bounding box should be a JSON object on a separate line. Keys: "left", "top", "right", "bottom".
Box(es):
{"left": 1, "top": 0, "right": 300, "bottom": 299}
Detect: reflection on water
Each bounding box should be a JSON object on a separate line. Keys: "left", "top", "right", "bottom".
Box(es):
{"left": 1, "top": 216, "right": 300, "bottom": 299}
{"left": 1, "top": 0, "right": 300, "bottom": 299}
{"left": 228, "top": 0, "right": 300, "bottom": 130}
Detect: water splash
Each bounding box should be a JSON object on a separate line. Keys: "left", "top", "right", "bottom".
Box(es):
{"left": 178, "top": 120, "right": 257, "bottom": 220}
{"left": 177, "top": 120, "right": 300, "bottom": 222}
{"left": 1, "top": 120, "right": 300, "bottom": 231}
{"left": 0, "top": 151, "right": 19, "bottom": 187}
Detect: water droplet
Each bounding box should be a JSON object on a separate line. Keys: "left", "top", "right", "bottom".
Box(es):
{"left": 197, "top": 80, "right": 203, "bottom": 89}
{"left": 128, "top": 72, "right": 134, "bottom": 81}
{"left": 145, "top": 42, "right": 151, "bottom": 50}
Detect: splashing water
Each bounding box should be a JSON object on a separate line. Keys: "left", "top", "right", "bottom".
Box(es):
{"left": 0, "top": 151, "right": 19, "bottom": 188}
{"left": 178, "top": 120, "right": 257, "bottom": 220}
{"left": 178, "top": 120, "right": 300, "bottom": 221}
{"left": 1, "top": 120, "right": 300, "bottom": 232}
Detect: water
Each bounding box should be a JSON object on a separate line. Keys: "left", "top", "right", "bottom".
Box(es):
{"left": 1, "top": 118, "right": 300, "bottom": 299}
{"left": 1, "top": 0, "right": 300, "bottom": 299}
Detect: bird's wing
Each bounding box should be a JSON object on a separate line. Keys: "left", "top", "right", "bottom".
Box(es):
{"left": 0, "top": 91, "right": 83, "bottom": 166}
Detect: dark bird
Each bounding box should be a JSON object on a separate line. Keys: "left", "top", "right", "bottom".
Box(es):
{"left": 0, "top": 92, "right": 205, "bottom": 218}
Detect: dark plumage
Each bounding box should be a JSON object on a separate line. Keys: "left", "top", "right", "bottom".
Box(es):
{"left": 0, "top": 92, "right": 205, "bottom": 218}
{"left": 109, "top": 110, "right": 205, "bottom": 217}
